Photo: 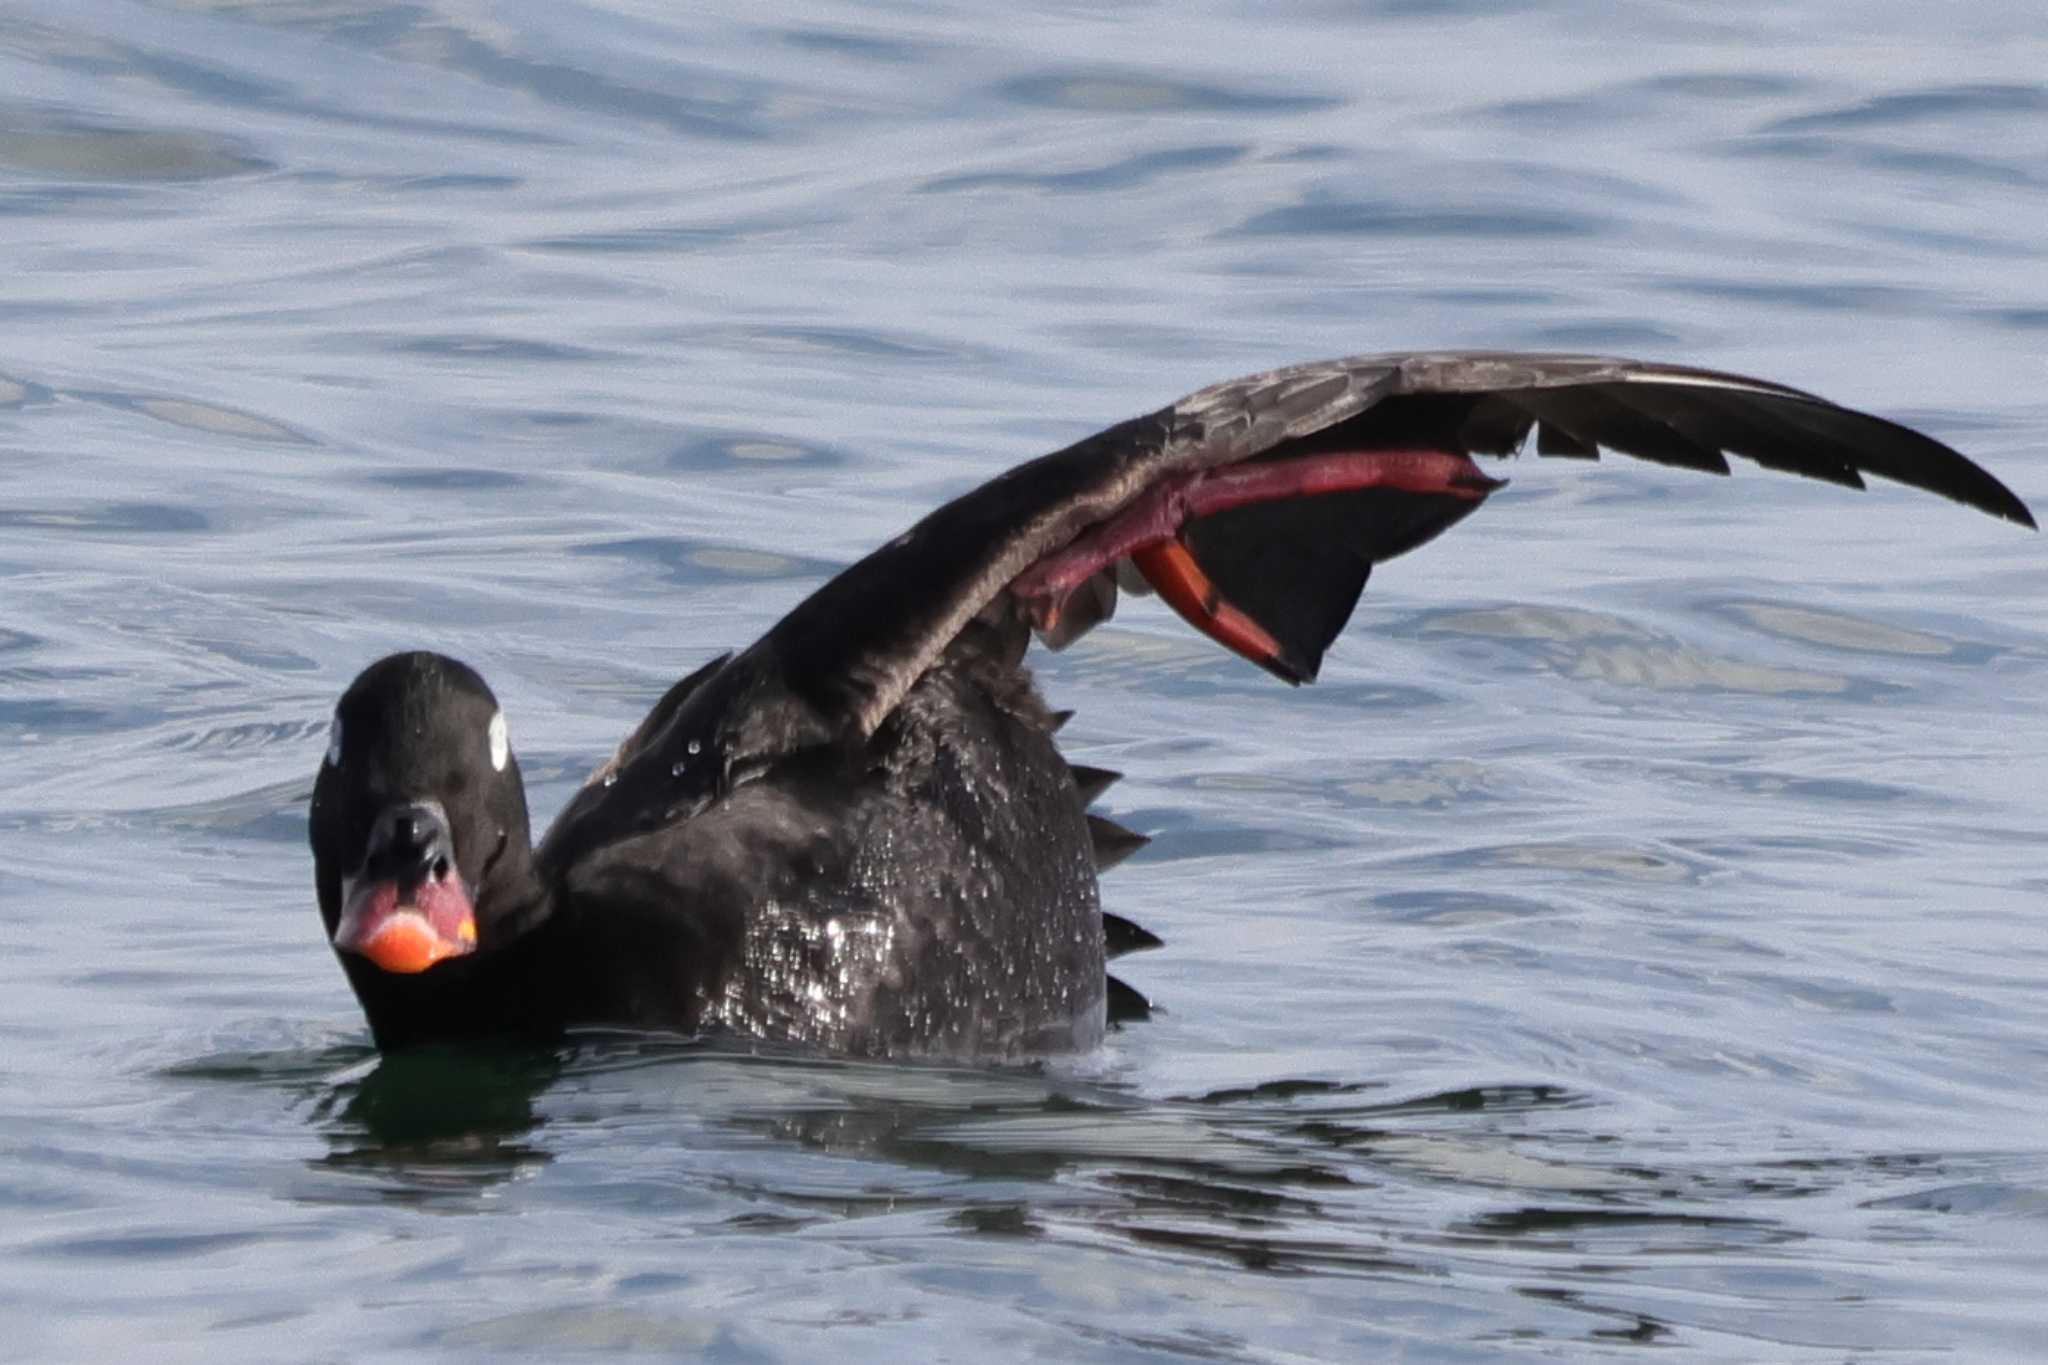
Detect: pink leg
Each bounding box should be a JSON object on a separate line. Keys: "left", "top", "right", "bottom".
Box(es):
{"left": 1011, "top": 447, "right": 1500, "bottom": 633}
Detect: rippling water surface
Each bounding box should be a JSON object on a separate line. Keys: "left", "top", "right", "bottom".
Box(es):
{"left": 3, "top": 3, "right": 2046, "bottom": 1359}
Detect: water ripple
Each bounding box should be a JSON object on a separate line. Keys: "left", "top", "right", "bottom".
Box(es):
{"left": 994, "top": 69, "right": 1339, "bottom": 116}
{"left": 1, "top": 1, "right": 2042, "bottom": 1358}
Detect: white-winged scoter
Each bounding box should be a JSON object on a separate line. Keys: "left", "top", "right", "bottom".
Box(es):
{"left": 310, "top": 352, "right": 2034, "bottom": 1053}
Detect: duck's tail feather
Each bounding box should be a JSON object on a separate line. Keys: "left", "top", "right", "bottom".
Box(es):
{"left": 1106, "top": 973, "right": 1154, "bottom": 1026}
{"left": 1088, "top": 814, "right": 1149, "bottom": 871}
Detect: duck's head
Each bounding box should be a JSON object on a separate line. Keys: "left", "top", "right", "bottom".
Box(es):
{"left": 310, "top": 652, "right": 539, "bottom": 991}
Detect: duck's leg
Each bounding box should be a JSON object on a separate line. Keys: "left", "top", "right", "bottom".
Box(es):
{"left": 1128, "top": 539, "right": 1302, "bottom": 682}
{"left": 1012, "top": 447, "right": 1500, "bottom": 677}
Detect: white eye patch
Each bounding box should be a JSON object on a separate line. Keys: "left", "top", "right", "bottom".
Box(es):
{"left": 488, "top": 709, "right": 509, "bottom": 772}
{"left": 325, "top": 714, "right": 343, "bottom": 768}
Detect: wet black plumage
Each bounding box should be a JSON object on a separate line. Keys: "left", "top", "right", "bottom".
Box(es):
{"left": 309, "top": 351, "right": 2032, "bottom": 1054}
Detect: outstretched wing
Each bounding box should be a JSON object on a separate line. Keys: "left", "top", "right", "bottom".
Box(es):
{"left": 770, "top": 351, "right": 2031, "bottom": 721}
{"left": 542, "top": 351, "right": 2032, "bottom": 865}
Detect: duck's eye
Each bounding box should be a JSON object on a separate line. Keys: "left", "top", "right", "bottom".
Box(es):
{"left": 488, "top": 710, "right": 509, "bottom": 773}
{"left": 325, "top": 714, "right": 344, "bottom": 768}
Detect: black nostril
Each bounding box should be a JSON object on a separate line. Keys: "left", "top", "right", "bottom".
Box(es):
{"left": 368, "top": 802, "right": 454, "bottom": 888}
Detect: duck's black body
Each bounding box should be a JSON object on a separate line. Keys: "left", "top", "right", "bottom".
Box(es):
{"left": 311, "top": 351, "right": 2034, "bottom": 1054}
{"left": 316, "top": 621, "right": 1110, "bottom": 1054}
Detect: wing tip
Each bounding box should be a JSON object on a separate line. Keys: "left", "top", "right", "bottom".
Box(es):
{"left": 1993, "top": 491, "right": 2038, "bottom": 531}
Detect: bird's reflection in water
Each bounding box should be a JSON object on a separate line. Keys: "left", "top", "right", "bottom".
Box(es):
{"left": 294, "top": 1034, "right": 1818, "bottom": 1337}
{"left": 309, "top": 1043, "right": 562, "bottom": 1199}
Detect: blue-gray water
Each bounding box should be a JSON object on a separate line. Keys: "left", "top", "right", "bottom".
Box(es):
{"left": 3, "top": 3, "right": 2046, "bottom": 1360}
